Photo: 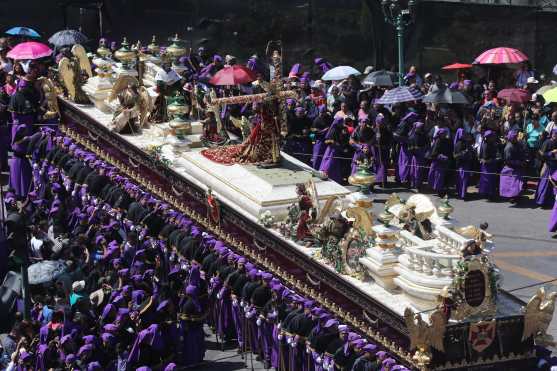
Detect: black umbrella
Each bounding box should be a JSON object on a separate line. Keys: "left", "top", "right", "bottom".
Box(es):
{"left": 362, "top": 70, "right": 397, "bottom": 87}
{"left": 48, "top": 29, "right": 88, "bottom": 48}
{"left": 422, "top": 87, "right": 470, "bottom": 105}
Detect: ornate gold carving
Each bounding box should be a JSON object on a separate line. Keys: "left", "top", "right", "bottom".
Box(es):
{"left": 522, "top": 287, "right": 557, "bottom": 346}
{"left": 404, "top": 307, "right": 447, "bottom": 368}
{"left": 450, "top": 256, "right": 497, "bottom": 321}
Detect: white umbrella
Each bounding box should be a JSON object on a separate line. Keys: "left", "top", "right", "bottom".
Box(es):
{"left": 321, "top": 66, "right": 361, "bottom": 81}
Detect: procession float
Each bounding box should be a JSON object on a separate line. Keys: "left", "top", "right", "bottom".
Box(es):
{"left": 50, "top": 36, "right": 556, "bottom": 370}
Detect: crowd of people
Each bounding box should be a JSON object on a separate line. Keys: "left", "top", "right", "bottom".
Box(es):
{"left": 0, "top": 130, "right": 411, "bottom": 370}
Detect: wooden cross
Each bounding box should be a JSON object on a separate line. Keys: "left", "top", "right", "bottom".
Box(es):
{"left": 207, "top": 46, "right": 297, "bottom": 164}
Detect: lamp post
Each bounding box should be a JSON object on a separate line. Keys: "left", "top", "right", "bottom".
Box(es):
{"left": 381, "top": 0, "right": 417, "bottom": 86}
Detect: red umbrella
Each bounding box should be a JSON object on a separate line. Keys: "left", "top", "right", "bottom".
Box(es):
{"left": 497, "top": 88, "right": 530, "bottom": 104}
{"left": 442, "top": 63, "right": 473, "bottom": 70}
{"left": 473, "top": 47, "right": 528, "bottom": 65}
{"left": 209, "top": 65, "right": 257, "bottom": 86}
{"left": 7, "top": 41, "right": 52, "bottom": 60}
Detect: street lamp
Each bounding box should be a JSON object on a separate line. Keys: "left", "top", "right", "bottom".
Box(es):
{"left": 381, "top": 0, "right": 417, "bottom": 86}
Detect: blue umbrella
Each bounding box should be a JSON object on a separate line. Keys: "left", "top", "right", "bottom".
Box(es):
{"left": 376, "top": 86, "right": 424, "bottom": 105}
{"left": 5, "top": 26, "right": 40, "bottom": 38}
{"left": 48, "top": 29, "right": 88, "bottom": 48}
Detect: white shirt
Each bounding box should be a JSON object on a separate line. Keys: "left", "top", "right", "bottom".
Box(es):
{"left": 545, "top": 120, "right": 556, "bottom": 134}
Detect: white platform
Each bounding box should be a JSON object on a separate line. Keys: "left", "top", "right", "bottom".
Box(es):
{"left": 66, "top": 100, "right": 423, "bottom": 318}
{"left": 69, "top": 102, "right": 350, "bottom": 221}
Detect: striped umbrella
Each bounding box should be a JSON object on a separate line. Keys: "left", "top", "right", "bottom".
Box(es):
{"left": 473, "top": 47, "right": 528, "bottom": 65}
{"left": 376, "top": 86, "right": 424, "bottom": 105}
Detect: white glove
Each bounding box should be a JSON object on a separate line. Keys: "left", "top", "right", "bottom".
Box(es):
{"left": 286, "top": 337, "right": 292, "bottom": 344}
{"left": 277, "top": 333, "right": 283, "bottom": 340}
{"left": 256, "top": 318, "right": 262, "bottom": 327}
{"left": 290, "top": 341, "right": 297, "bottom": 348}
{"left": 232, "top": 299, "right": 238, "bottom": 307}
{"left": 306, "top": 346, "right": 311, "bottom": 354}
{"left": 216, "top": 293, "right": 222, "bottom": 300}
{"left": 316, "top": 356, "right": 322, "bottom": 364}
{"left": 277, "top": 323, "right": 281, "bottom": 330}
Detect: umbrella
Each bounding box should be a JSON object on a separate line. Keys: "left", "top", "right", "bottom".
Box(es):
{"left": 209, "top": 65, "right": 257, "bottom": 85}
{"left": 321, "top": 65, "right": 361, "bottom": 81}
{"left": 362, "top": 70, "right": 396, "bottom": 87}
{"left": 28, "top": 260, "right": 67, "bottom": 285}
{"left": 5, "top": 26, "right": 40, "bottom": 38}
{"left": 48, "top": 29, "right": 88, "bottom": 48}
{"left": 473, "top": 47, "right": 528, "bottom": 65}
{"left": 376, "top": 86, "right": 424, "bottom": 105}
{"left": 7, "top": 41, "right": 52, "bottom": 60}
{"left": 536, "top": 83, "right": 557, "bottom": 95}
{"left": 442, "top": 63, "right": 473, "bottom": 70}
{"left": 423, "top": 87, "right": 469, "bottom": 104}
{"left": 542, "top": 87, "right": 557, "bottom": 104}
{"left": 497, "top": 88, "right": 530, "bottom": 104}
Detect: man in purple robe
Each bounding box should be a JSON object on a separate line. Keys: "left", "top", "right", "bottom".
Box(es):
{"left": 408, "top": 121, "right": 427, "bottom": 190}
{"left": 479, "top": 130, "right": 501, "bottom": 200}
{"left": 548, "top": 171, "right": 557, "bottom": 235}
{"left": 311, "top": 105, "right": 332, "bottom": 170}
{"left": 9, "top": 124, "right": 32, "bottom": 198}
{"left": 500, "top": 130, "right": 525, "bottom": 202}
{"left": 535, "top": 128, "right": 557, "bottom": 207}
{"left": 453, "top": 128, "right": 475, "bottom": 199}
{"left": 427, "top": 128, "right": 451, "bottom": 196}
{"left": 394, "top": 112, "right": 418, "bottom": 186}
{"left": 178, "top": 284, "right": 207, "bottom": 366}
{"left": 372, "top": 114, "right": 391, "bottom": 188}
{"left": 319, "top": 118, "right": 351, "bottom": 184}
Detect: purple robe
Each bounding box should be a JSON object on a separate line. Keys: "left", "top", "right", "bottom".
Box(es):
{"left": 427, "top": 133, "right": 450, "bottom": 193}
{"left": 372, "top": 145, "right": 388, "bottom": 185}
{"left": 549, "top": 192, "right": 557, "bottom": 233}
{"left": 9, "top": 125, "right": 32, "bottom": 198}
{"left": 535, "top": 165, "right": 556, "bottom": 206}
{"left": 231, "top": 299, "right": 244, "bottom": 348}
{"left": 0, "top": 124, "right": 9, "bottom": 172}
{"left": 216, "top": 286, "right": 235, "bottom": 340}
{"left": 479, "top": 162, "right": 498, "bottom": 197}
{"left": 350, "top": 144, "right": 372, "bottom": 176}
{"left": 319, "top": 119, "right": 348, "bottom": 184}
{"left": 397, "top": 145, "right": 411, "bottom": 183}
{"left": 499, "top": 165, "right": 523, "bottom": 198}
{"left": 409, "top": 149, "right": 426, "bottom": 189}
{"left": 453, "top": 131, "right": 474, "bottom": 199}
{"left": 499, "top": 142, "right": 524, "bottom": 198}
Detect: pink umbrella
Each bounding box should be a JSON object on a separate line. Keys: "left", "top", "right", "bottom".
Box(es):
{"left": 497, "top": 88, "right": 530, "bottom": 104}
{"left": 7, "top": 41, "right": 52, "bottom": 60}
{"left": 209, "top": 65, "right": 257, "bottom": 86}
{"left": 473, "top": 47, "right": 528, "bottom": 65}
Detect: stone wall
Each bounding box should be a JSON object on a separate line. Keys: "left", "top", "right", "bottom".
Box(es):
{"left": 0, "top": 0, "right": 555, "bottom": 75}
